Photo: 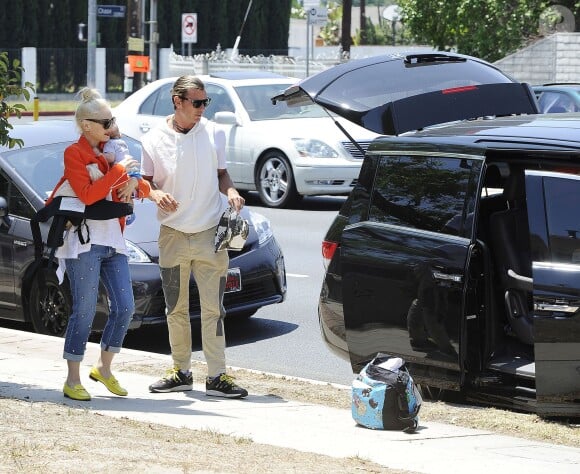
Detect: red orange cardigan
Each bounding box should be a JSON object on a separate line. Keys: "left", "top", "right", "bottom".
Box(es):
{"left": 48, "top": 135, "right": 151, "bottom": 232}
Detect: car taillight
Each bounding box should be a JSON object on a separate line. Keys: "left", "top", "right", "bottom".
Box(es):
{"left": 441, "top": 85, "right": 478, "bottom": 94}
{"left": 322, "top": 240, "right": 339, "bottom": 270}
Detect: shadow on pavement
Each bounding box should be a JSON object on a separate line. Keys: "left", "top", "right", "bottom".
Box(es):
{"left": 122, "top": 317, "right": 299, "bottom": 354}
{"left": 0, "top": 315, "right": 298, "bottom": 356}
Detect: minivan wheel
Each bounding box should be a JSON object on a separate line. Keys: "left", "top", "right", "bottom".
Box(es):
{"left": 29, "top": 268, "right": 71, "bottom": 337}
{"left": 256, "top": 152, "right": 298, "bottom": 208}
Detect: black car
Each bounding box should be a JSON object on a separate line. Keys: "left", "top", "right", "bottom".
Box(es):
{"left": 0, "top": 120, "right": 286, "bottom": 337}
{"left": 276, "top": 53, "right": 580, "bottom": 417}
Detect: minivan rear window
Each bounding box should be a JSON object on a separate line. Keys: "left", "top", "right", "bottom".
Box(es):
{"left": 369, "top": 155, "right": 481, "bottom": 238}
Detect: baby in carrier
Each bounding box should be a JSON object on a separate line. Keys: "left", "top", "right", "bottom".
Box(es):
{"left": 54, "top": 123, "right": 139, "bottom": 198}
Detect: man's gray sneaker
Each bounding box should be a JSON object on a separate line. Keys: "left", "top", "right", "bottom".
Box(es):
{"left": 206, "top": 373, "right": 248, "bottom": 399}
{"left": 149, "top": 368, "right": 193, "bottom": 393}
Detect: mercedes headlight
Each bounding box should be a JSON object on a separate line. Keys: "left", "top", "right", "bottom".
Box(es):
{"left": 292, "top": 138, "right": 338, "bottom": 158}
{"left": 249, "top": 211, "right": 273, "bottom": 245}
{"left": 125, "top": 240, "right": 152, "bottom": 263}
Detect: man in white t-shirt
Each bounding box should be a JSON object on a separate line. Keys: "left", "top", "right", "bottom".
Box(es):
{"left": 141, "top": 75, "right": 247, "bottom": 398}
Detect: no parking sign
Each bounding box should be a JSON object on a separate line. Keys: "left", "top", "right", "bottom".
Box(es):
{"left": 182, "top": 13, "right": 197, "bottom": 43}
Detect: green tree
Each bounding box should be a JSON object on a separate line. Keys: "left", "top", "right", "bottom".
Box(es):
{"left": 0, "top": 0, "right": 291, "bottom": 54}
{"left": 0, "top": 0, "right": 293, "bottom": 92}
{"left": 398, "top": 0, "right": 557, "bottom": 62}
{"left": 0, "top": 52, "right": 35, "bottom": 148}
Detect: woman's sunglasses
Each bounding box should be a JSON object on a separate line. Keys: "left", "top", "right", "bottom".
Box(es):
{"left": 85, "top": 117, "right": 116, "bottom": 129}
{"left": 181, "top": 97, "right": 212, "bottom": 109}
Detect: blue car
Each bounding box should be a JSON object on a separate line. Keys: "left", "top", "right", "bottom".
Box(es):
{"left": 532, "top": 84, "right": 580, "bottom": 113}
{"left": 0, "top": 120, "right": 286, "bottom": 337}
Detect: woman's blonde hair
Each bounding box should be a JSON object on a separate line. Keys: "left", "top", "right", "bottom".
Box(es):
{"left": 74, "top": 87, "right": 111, "bottom": 129}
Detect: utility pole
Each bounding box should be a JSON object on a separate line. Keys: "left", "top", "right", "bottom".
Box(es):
{"left": 147, "top": 0, "right": 158, "bottom": 81}
{"left": 87, "top": 0, "right": 97, "bottom": 87}
{"left": 126, "top": 0, "right": 143, "bottom": 93}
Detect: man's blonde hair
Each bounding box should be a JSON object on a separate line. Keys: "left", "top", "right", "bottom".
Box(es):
{"left": 171, "top": 75, "right": 205, "bottom": 108}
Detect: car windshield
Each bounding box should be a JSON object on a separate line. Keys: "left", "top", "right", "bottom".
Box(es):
{"left": 2, "top": 137, "right": 143, "bottom": 199}
{"left": 3, "top": 142, "right": 68, "bottom": 198}
{"left": 234, "top": 83, "right": 327, "bottom": 121}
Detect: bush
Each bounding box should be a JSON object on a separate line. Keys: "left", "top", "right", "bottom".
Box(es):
{"left": 0, "top": 51, "right": 35, "bottom": 148}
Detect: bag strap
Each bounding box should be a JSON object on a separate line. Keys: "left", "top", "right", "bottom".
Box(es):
{"left": 75, "top": 220, "right": 90, "bottom": 245}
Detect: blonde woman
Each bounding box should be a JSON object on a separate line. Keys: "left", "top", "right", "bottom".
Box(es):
{"left": 47, "top": 87, "right": 150, "bottom": 401}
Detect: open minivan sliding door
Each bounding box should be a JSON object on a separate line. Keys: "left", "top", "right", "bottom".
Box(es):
{"left": 340, "top": 151, "right": 483, "bottom": 391}
{"left": 526, "top": 170, "right": 580, "bottom": 417}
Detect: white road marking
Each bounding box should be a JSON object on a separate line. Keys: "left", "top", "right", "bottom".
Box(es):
{"left": 287, "top": 273, "right": 309, "bottom": 278}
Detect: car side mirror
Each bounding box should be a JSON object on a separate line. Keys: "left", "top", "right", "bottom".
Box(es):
{"left": 214, "top": 111, "right": 238, "bottom": 125}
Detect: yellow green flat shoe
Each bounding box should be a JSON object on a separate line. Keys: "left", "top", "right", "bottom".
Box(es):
{"left": 63, "top": 383, "right": 91, "bottom": 401}
{"left": 89, "top": 367, "right": 128, "bottom": 396}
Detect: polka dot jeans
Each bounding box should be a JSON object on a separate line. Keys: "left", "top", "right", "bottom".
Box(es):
{"left": 63, "top": 245, "right": 134, "bottom": 361}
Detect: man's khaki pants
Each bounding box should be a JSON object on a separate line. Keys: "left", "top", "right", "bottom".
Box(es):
{"left": 158, "top": 224, "right": 229, "bottom": 377}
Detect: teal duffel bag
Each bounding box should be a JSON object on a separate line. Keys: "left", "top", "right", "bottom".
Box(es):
{"left": 352, "top": 353, "right": 422, "bottom": 432}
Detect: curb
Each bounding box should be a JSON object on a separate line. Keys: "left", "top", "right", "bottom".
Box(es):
{"left": 20, "top": 111, "right": 74, "bottom": 117}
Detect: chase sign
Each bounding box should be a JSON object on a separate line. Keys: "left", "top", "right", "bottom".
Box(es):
{"left": 97, "top": 5, "right": 126, "bottom": 18}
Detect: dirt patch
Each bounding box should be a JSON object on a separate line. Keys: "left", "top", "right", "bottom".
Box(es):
{"left": 0, "top": 398, "right": 404, "bottom": 473}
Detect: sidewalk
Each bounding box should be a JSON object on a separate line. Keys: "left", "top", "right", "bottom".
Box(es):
{"left": 1, "top": 326, "right": 579, "bottom": 473}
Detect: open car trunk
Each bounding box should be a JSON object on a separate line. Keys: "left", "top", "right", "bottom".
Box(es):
{"left": 272, "top": 53, "right": 539, "bottom": 136}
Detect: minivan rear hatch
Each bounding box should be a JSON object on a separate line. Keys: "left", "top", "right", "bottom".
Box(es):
{"left": 272, "top": 53, "right": 539, "bottom": 135}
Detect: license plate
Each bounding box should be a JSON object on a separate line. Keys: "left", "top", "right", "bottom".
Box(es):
{"left": 225, "top": 268, "right": 242, "bottom": 293}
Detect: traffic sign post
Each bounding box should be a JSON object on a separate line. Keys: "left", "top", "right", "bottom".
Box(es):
{"left": 182, "top": 12, "right": 197, "bottom": 56}
{"left": 302, "top": 0, "right": 319, "bottom": 8}
{"left": 308, "top": 7, "right": 328, "bottom": 26}
{"left": 306, "top": 7, "right": 328, "bottom": 76}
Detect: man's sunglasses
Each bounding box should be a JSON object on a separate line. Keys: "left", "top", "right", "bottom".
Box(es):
{"left": 85, "top": 117, "right": 116, "bottom": 129}
{"left": 181, "top": 97, "right": 212, "bottom": 108}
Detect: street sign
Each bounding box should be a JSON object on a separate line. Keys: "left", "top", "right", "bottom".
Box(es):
{"left": 182, "top": 13, "right": 198, "bottom": 44}
{"left": 127, "top": 55, "right": 150, "bottom": 73}
{"left": 97, "top": 5, "right": 126, "bottom": 18}
{"left": 127, "top": 37, "right": 145, "bottom": 53}
{"left": 308, "top": 7, "right": 328, "bottom": 26}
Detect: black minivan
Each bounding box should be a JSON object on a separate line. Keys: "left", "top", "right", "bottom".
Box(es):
{"left": 275, "top": 53, "right": 579, "bottom": 417}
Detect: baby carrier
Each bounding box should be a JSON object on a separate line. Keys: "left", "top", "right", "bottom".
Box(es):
{"left": 29, "top": 196, "right": 134, "bottom": 287}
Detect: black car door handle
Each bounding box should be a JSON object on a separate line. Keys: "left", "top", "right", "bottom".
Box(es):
{"left": 534, "top": 302, "right": 579, "bottom": 313}
{"left": 432, "top": 270, "right": 462, "bottom": 283}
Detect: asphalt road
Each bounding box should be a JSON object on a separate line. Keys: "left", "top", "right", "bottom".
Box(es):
{"left": 123, "top": 193, "right": 356, "bottom": 385}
